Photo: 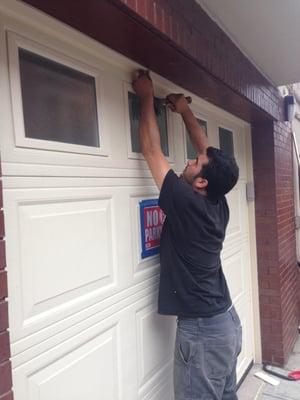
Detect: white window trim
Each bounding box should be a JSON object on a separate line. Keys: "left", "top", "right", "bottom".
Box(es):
{"left": 7, "top": 30, "right": 110, "bottom": 156}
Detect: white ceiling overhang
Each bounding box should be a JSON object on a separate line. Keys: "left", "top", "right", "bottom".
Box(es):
{"left": 196, "top": 0, "right": 300, "bottom": 86}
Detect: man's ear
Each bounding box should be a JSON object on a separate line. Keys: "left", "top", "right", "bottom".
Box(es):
{"left": 193, "top": 177, "right": 208, "bottom": 191}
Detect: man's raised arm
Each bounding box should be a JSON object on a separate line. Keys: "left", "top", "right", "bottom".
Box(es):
{"left": 132, "top": 70, "right": 170, "bottom": 190}
{"left": 167, "top": 94, "right": 208, "bottom": 155}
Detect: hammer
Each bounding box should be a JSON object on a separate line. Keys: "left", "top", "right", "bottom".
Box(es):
{"left": 131, "top": 95, "right": 192, "bottom": 119}
{"left": 155, "top": 95, "right": 192, "bottom": 114}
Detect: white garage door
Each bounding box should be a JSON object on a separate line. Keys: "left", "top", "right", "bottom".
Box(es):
{"left": 0, "top": 3, "right": 256, "bottom": 399}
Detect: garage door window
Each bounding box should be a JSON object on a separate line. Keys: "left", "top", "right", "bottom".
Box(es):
{"left": 219, "top": 127, "right": 234, "bottom": 157}
{"left": 186, "top": 119, "right": 207, "bottom": 160}
{"left": 19, "top": 48, "right": 100, "bottom": 147}
{"left": 128, "top": 92, "right": 169, "bottom": 156}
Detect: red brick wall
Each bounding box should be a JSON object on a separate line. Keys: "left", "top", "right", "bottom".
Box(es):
{"left": 117, "top": 0, "right": 282, "bottom": 121}
{"left": 252, "top": 121, "right": 298, "bottom": 365}
{"left": 0, "top": 165, "right": 13, "bottom": 399}
{"left": 274, "top": 122, "right": 299, "bottom": 362}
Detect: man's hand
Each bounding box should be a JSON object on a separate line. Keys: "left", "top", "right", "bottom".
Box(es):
{"left": 166, "top": 93, "right": 190, "bottom": 114}
{"left": 167, "top": 93, "right": 208, "bottom": 154}
{"left": 132, "top": 70, "right": 154, "bottom": 99}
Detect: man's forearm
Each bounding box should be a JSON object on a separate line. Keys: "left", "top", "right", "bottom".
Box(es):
{"left": 133, "top": 70, "right": 170, "bottom": 189}
{"left": 139, "top": 95, "right": 162, "bottom": 155}
{"left": 182, "top": 107, "right": 208, "bottom": 154}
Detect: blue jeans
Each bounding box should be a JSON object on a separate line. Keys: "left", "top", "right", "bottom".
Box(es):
{"left": 174, "top": 306, "right": 242, "bottom": 400}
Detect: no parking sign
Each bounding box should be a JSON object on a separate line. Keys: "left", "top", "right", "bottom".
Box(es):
{"left": 140, "top": 199, "right": 165, "bottom": 259}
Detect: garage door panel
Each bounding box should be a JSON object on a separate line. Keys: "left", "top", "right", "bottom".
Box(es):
{"left": 11, "top": 280, "right": 159, "bottom": 370}
{"left": 19, "top": 197, "right": 114, "bottom": 320}
{"left": 222, "top": 251, "right": 245, "bottom": 303}
{"left": 222, "top": 242, "right": 252, "bottom": 302}
{"left": 12, "top": 289, "right": 174, "bottom": 400}
{"left": 29, "top": 326, "right": 119, "bottom": 400}
{"left": 225, "top": 182, "right": 248, "bottom": 241}
{"left": 225, "top": 185, "right": 242, "bottom": 238}
{"left": 136, "top": 304, "right": 175, "bottom": 388}
{"left": 234, "top": 295, "right": 254, "bottom": 381}
{"left": 141, "top": 374, "right": 173, "bottom": 400}
{"left": 13, "top": 319, "right": 121, "bottom": 400}
{"left": 237, "top": 314, "right": 249, "bottom": 379}
{"left": 222, "top": 235, "right": 249, "bottom": 259}
{"left": 5, "top": 186, "right": 130, "bottom": 344}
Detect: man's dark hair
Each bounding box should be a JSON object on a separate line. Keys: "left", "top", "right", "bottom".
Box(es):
{"left": 198, "top": 146, "right": 239, "bottom": 198}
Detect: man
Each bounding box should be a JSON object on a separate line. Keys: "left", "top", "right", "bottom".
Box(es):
{"left": 132, "top": 70, "right": 242, "bottom": 400}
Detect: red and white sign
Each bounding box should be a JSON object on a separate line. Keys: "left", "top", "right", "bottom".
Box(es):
{"left": 140, "top": 200, "right": 166, "bottom": 258}
{"left": 143, "top": 205, "right": 165, "bottom": 249}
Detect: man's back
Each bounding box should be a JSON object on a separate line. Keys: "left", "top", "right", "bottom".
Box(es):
{"left": 158, "top": 169, "right": 232, "bottom": 317}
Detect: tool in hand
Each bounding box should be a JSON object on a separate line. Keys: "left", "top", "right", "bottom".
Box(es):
{"left": 158, "top": 96, "right": 192, "bottom": 107}
{"left": 132, "top": 69, "right": 192, "bottom": 115}
{"left": 155, "top": 95, "right": 192, "bottom": 115}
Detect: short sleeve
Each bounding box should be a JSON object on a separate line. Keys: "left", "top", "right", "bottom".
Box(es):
{"left": 158, "top": 169, "right": 192, "bottom": 216}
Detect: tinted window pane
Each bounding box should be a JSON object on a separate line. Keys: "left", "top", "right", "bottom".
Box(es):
{"left": 219, "top": 127, "right": 234, "bottom": 157}
{"left": 128, "top": 92, "right": 169, "bottom": 156}
{"left": 186, "top": 119, "right": 207, "bottom": 159}
{"left": 19, "top": 49, "right": 100, "bottom": 147}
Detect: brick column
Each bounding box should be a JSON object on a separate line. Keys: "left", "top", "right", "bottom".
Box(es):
{"left": 0, "top": 165, "right": 13, "bottom": 399}
{"left": 252, "top": 121, "right": 298, "bottom": 365}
